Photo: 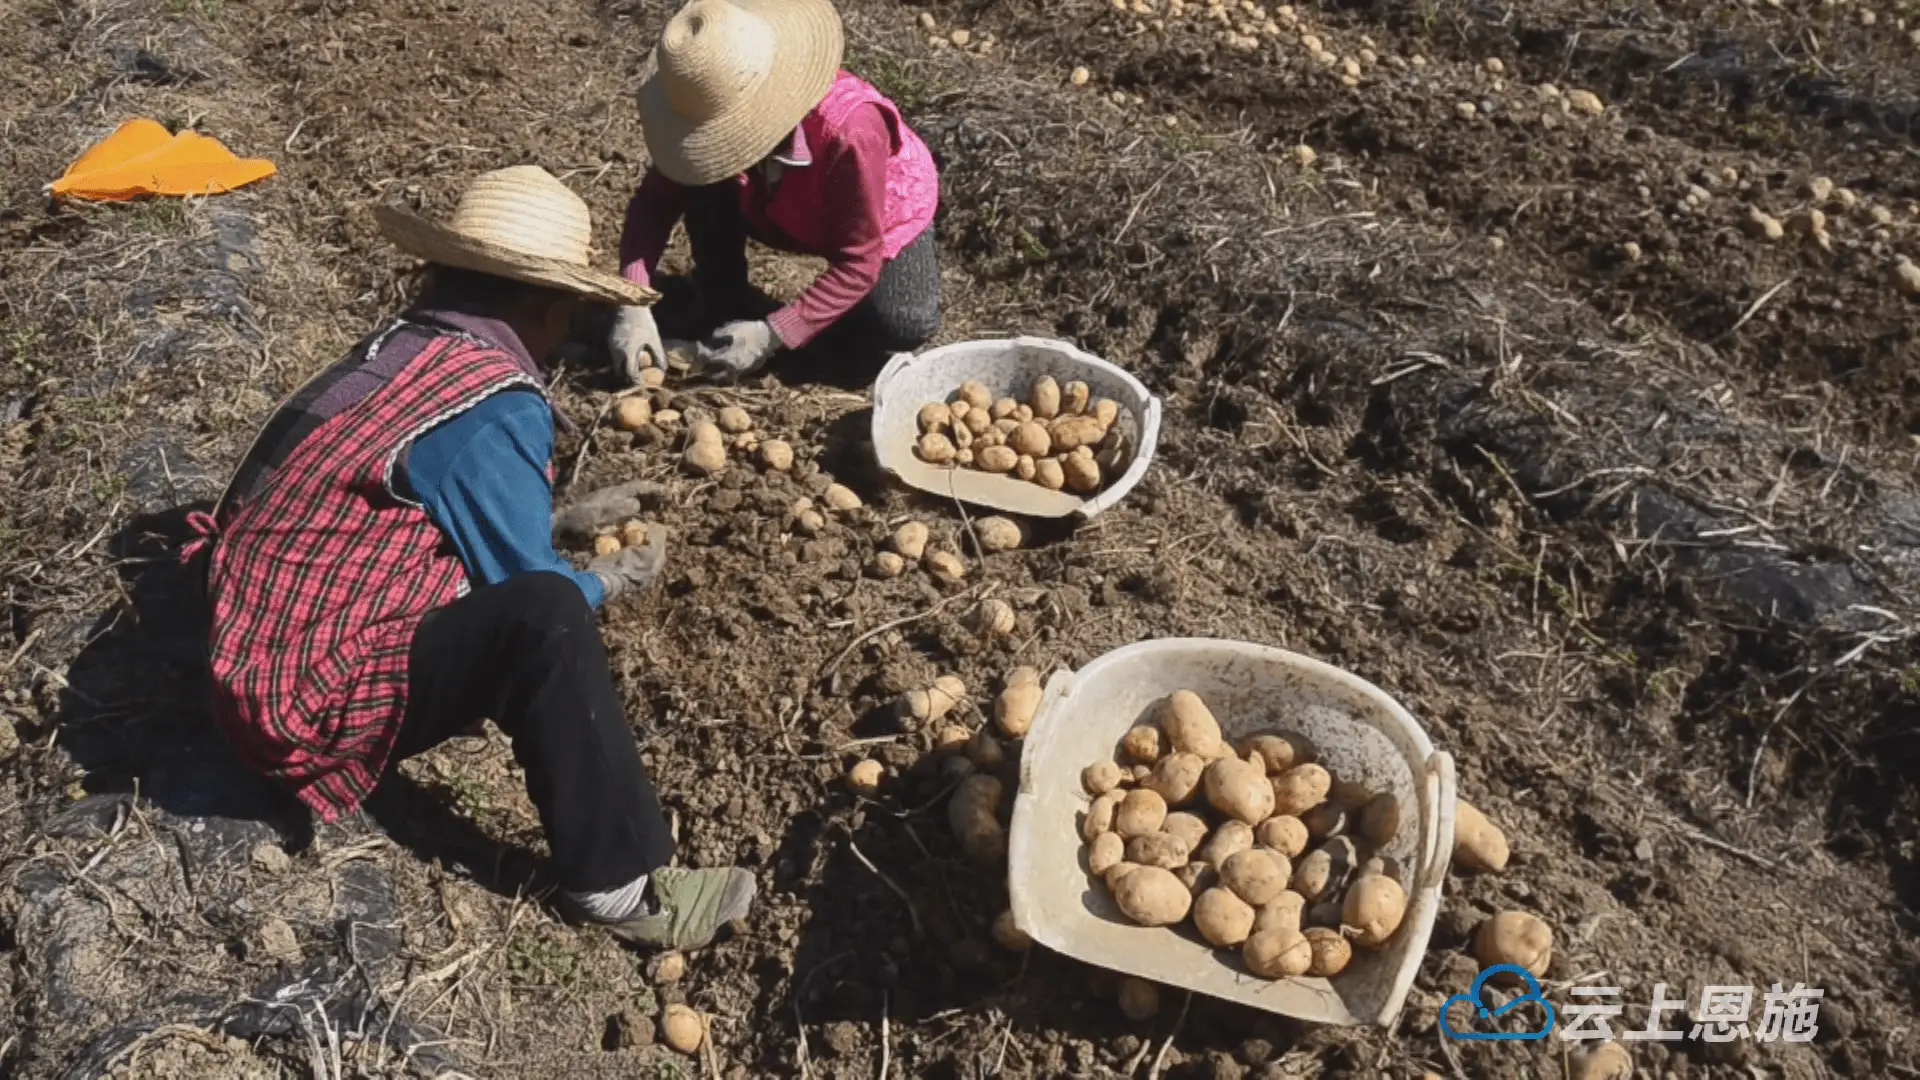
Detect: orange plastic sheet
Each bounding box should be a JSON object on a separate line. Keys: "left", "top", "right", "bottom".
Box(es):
{"left": 49, "top": 118, "right": 275, "bottom": 202}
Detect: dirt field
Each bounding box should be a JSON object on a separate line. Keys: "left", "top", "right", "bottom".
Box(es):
{"left": 2, "top": 0, "right": 1918, "bottom": 1074}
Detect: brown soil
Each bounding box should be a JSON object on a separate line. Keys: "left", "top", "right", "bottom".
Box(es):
{"left": 2, "top": 0, "right": 1918, "bottom": 1076}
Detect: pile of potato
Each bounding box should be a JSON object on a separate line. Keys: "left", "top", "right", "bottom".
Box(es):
{"left": 610, "top": 398, "right": 794, "bottom": 477}
{"left": 590, "top": 519, "right": 654, "bottom": 557}
{"left": 915, "top": 376, "right": 1130, "bottom": 495}
{"left": 1080, "top": 689, "right": 1412, "bottom": 981}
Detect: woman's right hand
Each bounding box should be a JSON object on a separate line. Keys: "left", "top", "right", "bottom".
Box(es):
{"left": 607, "top": 305, "right": 666, "bottom": 385}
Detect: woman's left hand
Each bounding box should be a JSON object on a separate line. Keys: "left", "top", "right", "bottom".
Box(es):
{"left": 698, "top": 320, "right": 781, "bottom": 378}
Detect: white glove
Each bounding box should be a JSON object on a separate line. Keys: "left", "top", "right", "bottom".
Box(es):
{"left": 697, "top": 320, "right": 780, "bottom": 379}
{"left": 608, "top": 305, "right": 665, "bottom": 386}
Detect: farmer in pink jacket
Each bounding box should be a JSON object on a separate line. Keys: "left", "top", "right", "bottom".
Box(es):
{"left": 608, "top": 0, "right": 941, "bottom": 383}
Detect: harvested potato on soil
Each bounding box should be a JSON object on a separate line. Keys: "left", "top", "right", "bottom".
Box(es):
{"left": 716, "top": 405, "right": 752, "bottom": 434}
{"left": 759, "top": 439, "right": 794, "bottom": 471}
{"left": 1568, "top": 1042, "right": 1633, "bottom": 1080}
{"left": 1256, "top": 815, "right": 1310, "bottom": 857}
{"left": 1273, "top": 764, "right": 1332, "bottom": 816}
{"left": 936, "top": 725, "right": 972, "bottom": 755}
{"left": 1160, "top": 690, "right": 1224, "bottom": 758}
{"left": 1083, "top": 760, "right": 1125, "bottom": 796}
{"left": 1220, "top": 847, "right": 1290, "bottom": 906}
{"left": 1194, "top": 886, "right": 1257, "bottom": 947}
{"left": 949, "top": 773, "right": 1007, "bottom": 863}
{"left": 660, "top": 1004, "right": 705, "bottom": 1054}
{"left": 613, "top": 396, "right": 653, "bottom": 431}
{"left": 1117, "top": 978, "right": 1160, "bottom": 1022}
{"left": 1112, "top": 865, "right": 1192, "bottom": 926}
{"left": 892, "top": 521, "right": 931, "bottom": 560}
{"left": 975, "top": 516, "right": 1023, "bottom": 552}
{"left": 1244, "top": 928, "right": 1313, "bottom": 978}
{"left": 925, "top": 550, "right": 969, "bottom": 585}
{"left": 1340, "top": 873, "right": 1406, "bottom": 947}
{"left": 684, "top": 421, "right": 726, "bottom": 475}
{"left": 969, "top": 598, "right": 1016, "bottom": 637}
{"left": 995, "top": 674, "right": 1043, "bottom": 738}
{"left": 991, "top": 910, "right": 1032, "bottom": 952}
{"left": 1114, "top": 788, "right": 1169, "bottom": 839}
{"left": 868, "top": 551, "right": 906, "bottom": 579}
{"left": 1454, "top": 799, "right": 1510, "bottom": 872}
{"left": 822, "top": 483, "right": 863, "bottom": 512}
{"left": 1303, "top": 927, "right": 1352, "bottom": 977}
{"left": 1087, "top": 830, "right": 1125, "bottom": 875}
{"left": 847, "top": 759, "right": 883, "bottom": 795}
{"left": 1205, "top": 756, "right": 1275, "bottom": 825}
{"left": 1474, "top": 911, "right": 1552, "bottom": 973}
{"left": 967, "top": 730, "right": 1005, "bottom": 768}
{"left": 905, "top": 674, "right": 967, "bottom": 724}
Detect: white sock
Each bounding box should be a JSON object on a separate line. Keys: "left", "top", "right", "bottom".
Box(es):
{"left": 567, "top": 873, "right": 651, "bottom": 921}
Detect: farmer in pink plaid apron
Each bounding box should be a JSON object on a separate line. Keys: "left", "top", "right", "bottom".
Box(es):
{"left": 189, "top": 166, "right": 754, "bottom": 951}
{"left": 607, "top": 0, "right": 942, "bottom": 384}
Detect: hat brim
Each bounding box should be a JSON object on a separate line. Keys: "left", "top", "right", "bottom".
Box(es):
{"left": 375, "top": 203, "right": 657, "bottom": 307}
{"left": 638, "top": 0, "right": 845, "bottom": 187}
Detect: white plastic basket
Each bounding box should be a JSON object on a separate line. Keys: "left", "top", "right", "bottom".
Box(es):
{"left": 870, "top": 337, "right": 1162, "bottom": 520}
{"left": 1007, "top": 637, "right": 1457, "bottom": 1027}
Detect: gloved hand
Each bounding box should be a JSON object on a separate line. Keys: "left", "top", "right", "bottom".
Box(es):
{"left": 697, "top": 319, "right": 780, "bottom": 379}
{"left": 608, "top": 305, "right": 666, "bottom": 386}
{"left": 589, "top": 524, "right": 669, "bottom": 602}
{"left": 552, "top": 480, "right": 668, "bottom": 546}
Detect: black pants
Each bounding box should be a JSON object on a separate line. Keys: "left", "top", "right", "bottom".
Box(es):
{"left": 391, "top": 572, "right": 674, "bottom": 894}
{"left": 683, "top": 182, "right": 942, "bottom": 355}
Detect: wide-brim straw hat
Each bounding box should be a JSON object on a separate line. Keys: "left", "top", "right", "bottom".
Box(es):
{"left": 375, "top": 165, "right": 656, "bottom": 307}
{"left": 638, "top": 0, "right": 845, "bottom": 187}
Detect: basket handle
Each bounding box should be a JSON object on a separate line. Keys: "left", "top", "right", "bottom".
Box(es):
{"left": 1016, "top": 666, "right": 1078, "bottom": 796}
{"left": 1416, "top": 750, "right": 1457, "bottom": 891}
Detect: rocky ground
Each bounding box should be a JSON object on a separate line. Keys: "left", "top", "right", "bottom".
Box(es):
{"left": 1, "top": 0, "right": 1917, "bottom": 1076}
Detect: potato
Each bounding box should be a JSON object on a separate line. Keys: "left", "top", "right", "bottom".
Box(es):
{"left": 593, "top": 535, "right": 622, "bottom": 556}
{"left": 1567, "top": 1043, "right": 1633, "bottom": 1080}
{"left": 966, "top": 730, "right": 1005, "bottom": 769}
{"left": 823, "top": 484, "right": 863, "bottom": 512}
{"left": 935, "top": 725, "right": 972, "bottom": 755}
{"left": 1102, "top": 861, "right": 1140, "bottom": 887}
{"left": 917, "top": 432, "right": 957, "bottom": 465}
{"left": 969, "top": 598, "right": 1016, "bottom": 637}
{"left": 660, "top": 1004, "right": 706, "bottom": 1054}
{"left": 1114, "top": 788, "right": 1169, "bottom": 840}
{"left": 1253, "top": 890, "right": 1307, "bottom": 935}
{"left": 1240, "top": 734, "right": 1297, "bottom": 775}
{"left": 1009, "top": 421, "right": 1052, "bottom": 457}
{"left": 1360, "top": 794, "right": 1400, "bottom": 848}
{"left": 649, "top": 951, "right": 686, "bottom": 984}
{"left": 1049, "top": 414, "right": 1106, "bottom": 453}
{"left": 1082, "top": 760, "right": 1125, "bottom": 796}
{"left": 793, "top": 508, "right": 826, "bottom": 536}
{"left": 975, "top": 427, "right": 1006, "bottom": 450}
{"left": 1173, "top": 861, "right": 1215, "bottom": 895}
{"left": 1341, "top": 874, "right": 1406, "bottom": 948}
{"left": 1130, "top": 764, "right": 1153, "bottom": 785}
{"left": 639, "top": 368, "right": 667, "bottom": 389}
{"left": 684, "top": 432, "right": 727, "bottom": 475}
{"left": 1290, "top": 837, "right": 1359, "bottom": 903}
{"left": 961, "top": 407, "right": 992, "bottom": 437}
{"left": 1244, "top": 928, "right": 1313, "bottom": 979}
{"left": 976, "top": 516, "right": 1023, "bottom": 552}
{"left": 1015, "top": 455, "right": 1037, "bottom": 481}
{"left": 918, "top": 401, "right": 953, "bottom": 433}
{"left": 1361, "top": 855, "right": 1405, "bottom": 887}
{"left": 990, "top": 396, "right": 1020, "bottom": 420}
{"left": 868, "top": 551, "right": 906, "bottom": 579}
{"left": 1087, "top": 830, "right": 1125, "bottom": 876}
{"left": 1144, "top": 752, "right": 1206, "bottom": 808}
{"left": 995, "top": 679, "right": 1043, "bottom": 739}
{"left": 1255, "top": 815, "right": 1310, "bottom": 857}
{"left": 1300, "top": 803, "right": 1347, "bottom": 840}
{"left": 949, "top": 399, "right": 972, "bottom": 423}
{"left": 992, "top": 417, "right": 1021, "bottom": 437}
{"left": 1033, "top": 458, "right": 1066, "bottom": 491}
{"left": 973, "top": 445, "right": 1016, "bottom": 473}
{"left": 1160, "top": 691, "right": 1224, "bottom": 758}
{"left": 1112, "top": 866, "right": 1192, "bottom": 926}
{"left": 950, "top": 422, "right": 973, "bottom": 451}
{"left": 1082, "top": 792, "right": 1120, "bottom": 841}
{"left": 1120, "top": 725, "right": 1162, "bottom": 764}
{"left": 1272, "top": 764, "right": 1332, "bottom": 816}
{"left": 1473, "top": 911, "right": 1552, "bottom": 972}
{"left": 651, "top": 408, "right": 682, "bottom": 426}
{"left": 620, "top": 520, "right": 650, "bottom": 548}
{"left": 1303, "top": 928, "right": 1351, "bottom": 977}
{"left": 1125, "top": 831, "right": 1191, "bottom": 870}
{"left": 948, "top": 774, "right": 1007, "bottom": 863}
{"left": 1159, "top": 812, "right": 1209, "bottom": 853}
{"left": 924, "top": 550, "right": 969, "bottom": 586}
{"left": 1029, "top": 375, "right": 1062, "bottom": 419}
{"left": 689, "top": 419, "right": 724, "bottom": 445}
{"left": 1205, "top": 757, "right": 1276, "bottom": 825}
{"left": 956, "top": 381, "right": 993, "bottom": 411}
{"left": 1092, "top": 398, "right": 1120, "bottom": 429}
{"left": 892, "top": 521, "right": 931, "bottom": 560}
{"left": 847, "top": 759, "right": 884, "bottom": 795}
{"left": 1193, "top": 820, "right": 1254, "bottom": 868}
{"left": 905, "top": 674, "right": 967, "bottom": 724}
{"left": 1193, "top": 887, "right": 1257, "bottom": 947}
{"left": 759, "top": 439, "right": 794, "bottom": 471}
{"left": 1063, "top": 380, "right": 1091, "bottom": 415}
{"left": 991, "top": 910, "right": 1032, "bottom": 952}
{"left": 613, "top": 396, "right": 653, "bottom": 431}
{"left": 1220, "top": 847, "right": 1291, "bottom": 906}
{"left": 1328, "top": 778, "right": 1374, "bottom": 811}
{"left": 1117, "top": 977, "right": 1160, "bottom": 1022}
{"left": 1015, "top": 404, "right": 1034, "bottom": 422}
{"left": 954, "top": 449, "right": 974, "bottom": 467}
{"left": 1454, "top": 799, "right": 1510, "bottom": 872}
{"left": 716, "top": 405, "right": 752, "bottom": 434}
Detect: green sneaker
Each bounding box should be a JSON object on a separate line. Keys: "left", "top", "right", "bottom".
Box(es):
{"left": 569, "top": 866, "right": 757, "bottom": 951}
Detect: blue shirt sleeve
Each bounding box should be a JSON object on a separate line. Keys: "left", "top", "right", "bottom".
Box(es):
{"left": 400, "top": 389, "right": 606, "bottom": 608}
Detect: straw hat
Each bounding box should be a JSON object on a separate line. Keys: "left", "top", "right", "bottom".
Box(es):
{"left": 375, "top": 166, "right": 655, "bottom": 306}
{"left": 638, "top": 0, "right": 845, "bottom": 187}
